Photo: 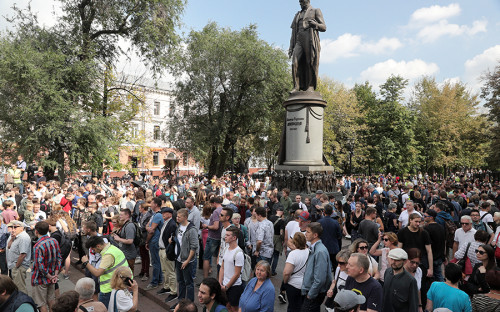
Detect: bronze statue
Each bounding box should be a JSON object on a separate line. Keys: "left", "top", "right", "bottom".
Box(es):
{"left": 289, "top": 0, "right": 326, "bottom": 92}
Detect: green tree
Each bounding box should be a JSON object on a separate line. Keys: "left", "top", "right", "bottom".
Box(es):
{"left": 169, "top": 23, "right": 290, "bottom": 176}
{"left": 354, "top": 76, "right": 418, "bottom": 175}
{"left": 0, "top": 0, "right": 184, "bottom": 180}
{"left": 317, "top": 77, "right": 368, "bottom": 173}
{"left": 482, "top": 64, "right": 500, "bottom": 170}
{"left": 412, "top": 77, "right": 489, "bottom": 174}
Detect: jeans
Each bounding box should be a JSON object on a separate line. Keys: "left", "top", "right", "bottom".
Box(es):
{"left": 300, "top": 292, "right": 326, "bottom": 312}
{"left": 99, "top": 291, "right": 111, "bottom": 309}
{"left": 191, "top": 257, "right": 197, "bottom": 280}
{"left": 257, "top": 255, "right": 271, "bottom": 265}
{"left": 271, "top": 250, "right": 280, "bottom": 274}
{"left": 176, "top": 260, "right": 194, "bottom": 302}
{"left": 433, "top": 258, "right": 444, "bottom": 282}
{"left": 149, "top": 241, "right": 163, "bottom": 286}
{"left": 0, "top": 251, "right": 7, "bottom": 275}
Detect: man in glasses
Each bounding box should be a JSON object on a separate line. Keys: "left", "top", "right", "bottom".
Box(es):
{"left": 5, "top": 220, "right": 31, "bottom": 294}
{"left": 382, "top": 248, "right": 419, "bottom": 312}
{"left": 452, "top": 215, "right": 476, "bottom": 256}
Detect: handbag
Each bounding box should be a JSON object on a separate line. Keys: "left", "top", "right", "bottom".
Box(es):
{"left": 451, "top": 242, "right": 473, "bottom": 275}
{"left": 495, "top": 232, "right": 500, "bottom": 259}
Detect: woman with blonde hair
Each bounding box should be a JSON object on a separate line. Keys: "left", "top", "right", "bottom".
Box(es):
{"left": 108, "top": 267, "right": 139, "bottom": 312}
{"left": 239, "top": 260, "right": 275, "bottom": 312}
{"left": 349, "top": 238, "right": 380, "bottom": 280}
{"left": 369, "top": 231, "right": 399, "bottom": 282}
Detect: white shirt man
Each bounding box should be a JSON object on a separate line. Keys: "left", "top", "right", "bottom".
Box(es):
{"left": 453, "top": 215, "right": 477, "bottom": 255}
{"left": 398, "top": 201, "right": 421, "bottom": 229}
{"left": 219, "top": 226, "right": 244, "bottom": 310}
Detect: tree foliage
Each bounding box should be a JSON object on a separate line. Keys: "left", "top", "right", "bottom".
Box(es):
{"left": 169, "top": 23, "right": 290, "bottom": 176}
{"left": 318, "top": 77, "right": 368, "bottom": 173}
{"left": 0, "top": 0, "right": 184, "bottom": 179}
{"left": 411, "top": 77, "right": 490, "bottom": 174}
{"left": 481, "top": 64, "right": 500, "bottom": 170}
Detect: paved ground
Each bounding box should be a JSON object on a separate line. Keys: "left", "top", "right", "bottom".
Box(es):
{"left": 35, "top": 237, "right": 349, "bottom": 311}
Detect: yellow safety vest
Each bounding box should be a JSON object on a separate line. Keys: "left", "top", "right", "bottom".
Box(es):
{"left": 99, "top": 244, "right": 128, "bottom": 293}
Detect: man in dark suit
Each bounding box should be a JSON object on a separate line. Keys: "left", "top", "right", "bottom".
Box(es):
{"left": 318, "top": 204, "right": 342, "bottom": 271}
{"left": 159, "top": 207, "right": 178, "bottom": 302}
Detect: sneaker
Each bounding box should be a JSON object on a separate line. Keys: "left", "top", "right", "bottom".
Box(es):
{"left": 271, "top": 272, "right": 277, "bottom": 277}
{"left": 345, "top": 234, "right": 351, "bottom": 239}
{"left": 141, "top": 275, "right": 149, "bottom": 281}
{"left": 169, "top": 303, "right": 177, "bottom": 311}
{"left": 165, "top": 294, "right": 178, "bottom": 302}
{"left": 137, "top": 273, "right": 144, "bottom": 278}
{"left": 278, "top": 293, "right": 287, "bottom": 304}
{"left": 145, "top": 284, "right": 158, "bottom": 290}
{"left": 63, "top": 274, "right": 70, "bottom": 280}
{"left": 135, "top": 257, "right": 142, "bottom": 264}
{"left": 157, "top": 288, "right": 170, "bottom": 295}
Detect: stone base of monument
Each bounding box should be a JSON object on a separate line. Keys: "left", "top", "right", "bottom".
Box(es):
{"left": 274, "top": 91, "right": 335, "bottom": 193}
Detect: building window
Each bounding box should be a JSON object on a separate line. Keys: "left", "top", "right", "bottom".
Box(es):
{"left": 130, "top": 157, "right": 138, "bottom": 169}
{"left": 169, "top": 102, "right": 175, "bottom": 117}
{"left": 153, "top": 152, "right": 159, "bottom": 166}
{"left": 131, "top": 124, "right": 139, "bottom": 138}
{"left": 182, "top": 152, "right": 188, "bottom": 166}
{"left": 154, "top": 101, "right": 160, "bottom": 115}
{"left": 153, "top": 126, "right": 160, "bottom": 140}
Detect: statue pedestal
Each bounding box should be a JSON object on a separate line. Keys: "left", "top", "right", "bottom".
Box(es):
{"left": 276, "top": 91, "right": 334, "bottom": 176}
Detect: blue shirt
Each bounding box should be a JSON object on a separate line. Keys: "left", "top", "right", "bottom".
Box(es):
{"left": 239, "top": 277, "right": 275, "bottom": 312}
{"left": 427, "top": 282, "right": 471, "bottom": 312}
{"left": 149, "top": 212, "right": 164, "bottom": 244}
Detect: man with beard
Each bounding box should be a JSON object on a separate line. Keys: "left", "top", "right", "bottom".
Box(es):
{"left": 382, "top": 249, "right": 419, "bottom": 312}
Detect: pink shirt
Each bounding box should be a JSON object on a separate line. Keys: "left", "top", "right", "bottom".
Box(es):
{"left": 2, "top": 209, "right": 19, "bottom": 224}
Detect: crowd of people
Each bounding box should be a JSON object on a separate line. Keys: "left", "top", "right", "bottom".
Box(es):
{"left": 0, "top": 161, "right": 500, "bottom": 312}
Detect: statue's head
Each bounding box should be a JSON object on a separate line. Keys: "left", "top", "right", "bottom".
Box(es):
{"left": 299, "top": 0, "right": 310, "bottom": 10}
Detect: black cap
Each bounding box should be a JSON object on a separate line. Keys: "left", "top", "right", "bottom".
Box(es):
{"left": 426, "top": 209, "right": 437, "bottom": 219}
{"left": 161, "top": 207, "right": 174, "bottom": 214}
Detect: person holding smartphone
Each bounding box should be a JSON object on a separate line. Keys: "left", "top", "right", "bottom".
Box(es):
{"left": 108, "top": 266, "right": 139, "bottom": 312}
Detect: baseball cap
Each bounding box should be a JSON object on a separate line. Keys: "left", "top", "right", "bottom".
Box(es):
{"left": 299, "top": 211, "right": 310, "bottom": 221}
{"left": 388, "top": 248, "right": 408, "bottom": 260}
{"left": 316, "top": 190, "right": 324, "bottom": 194}
{"left": 426, "top": 209, "right": 437, "bottom": 219}
{"left": 334, "top": 290, "right": 366, "bottom": 310}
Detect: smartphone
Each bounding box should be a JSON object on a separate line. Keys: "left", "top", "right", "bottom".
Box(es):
{"left": 123, "top": 277, "right": 133, "bottom": 287}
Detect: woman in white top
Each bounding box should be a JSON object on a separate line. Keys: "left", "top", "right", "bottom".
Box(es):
{"left": 369, "top": 231, "right": 399, "bottom": 282}
{"left": 349, "top": 238, "right": 380, "bottom": 280}
{"left": 283, "top": 232, "right": 310, "bottom": 312}
{"left": 108, "top": 267, "right": 139, "bottom": 312}
{"left": 326, "top": 249, "right": 352, "bottom": 298}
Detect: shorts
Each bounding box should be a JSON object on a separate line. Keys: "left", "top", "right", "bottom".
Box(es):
{"left": 226, "top": 284, "right": 244, "bottom": 306}
{"left": 33, "top": 284, "right": 56, "bottom": 308}
{"left": 203, "top": 238, "right": 220, "bottom": 260}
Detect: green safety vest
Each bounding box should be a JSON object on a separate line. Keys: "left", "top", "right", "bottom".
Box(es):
{"left": 99, "top": 244, "right": 129, "bottom": 293}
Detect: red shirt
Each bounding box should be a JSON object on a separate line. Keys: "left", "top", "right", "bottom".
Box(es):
{"left": 60, "top": 197, "right": 72, "bottom": 213}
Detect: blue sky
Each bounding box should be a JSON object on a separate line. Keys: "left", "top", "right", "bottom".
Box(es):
{"left": 2, "top": 0, "right": 499, "bottom": 97}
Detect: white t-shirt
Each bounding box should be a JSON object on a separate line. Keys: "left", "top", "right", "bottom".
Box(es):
{"left": 368, "top": 255, "right": 378, "bottom": 277}
{"left": 398, "top": 210, "right": 422, "bottom": 228}
{"left": 176, "top": 224, "right": 188, "bottom": 262}
{"left": 108, "top": 289, "right": 133, "bottom": 312}
{"left": 34, "top": 211, "right": 47, "bottom": 221}
{"left": 453, "top": 228, "right": 477, "bottom": 251}
{"left": 414, "top": 267, "right": 423, "bottom": 290}
{"left": 285, "top": 248, "right": 309, "bottom": 289}
{"left": 222, "top": 246, "right": 243, "bottom": 286}
{"left": 479, "top": 211, "right": 494, "bottom": 223}
{"left": 285, "top": 221, "right": 301, "bottom": 252}
{"left": 333, "top": 267, "right": 349, "bottom": 292}
{"left": 218, "top": 224, "right": 232, "bottom": 266}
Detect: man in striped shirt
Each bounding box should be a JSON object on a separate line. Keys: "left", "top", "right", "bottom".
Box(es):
{"left": 32, "top": 221, "right": 62, "bottom": 312}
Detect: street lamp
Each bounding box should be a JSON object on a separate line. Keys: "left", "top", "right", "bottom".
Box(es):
{"left": 347, "top": 138, "right": 354, "bottom": 175}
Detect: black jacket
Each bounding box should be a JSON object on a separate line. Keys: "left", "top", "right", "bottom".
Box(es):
{"left": 161, "top": 218, "right": 177, "bottom": 249}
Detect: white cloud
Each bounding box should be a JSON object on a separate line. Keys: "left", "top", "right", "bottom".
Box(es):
{"left": 359, "top": 59, "right": 439, "bottom": 87}
{"left": 410, "top": 3, "right": 461, "bottom": 25}
{"left": 463, "top": 45, "right": 500, "bottom": 92}
{"left": 321, "top": 33, "right": 402, "bottom": 63}
{"left": 417, "top": 19, "right": 487, "bottom": 42}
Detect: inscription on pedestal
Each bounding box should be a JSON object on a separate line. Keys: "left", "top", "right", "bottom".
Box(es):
{"left": 287, "top": 117, "right": 304, "bottom": 131}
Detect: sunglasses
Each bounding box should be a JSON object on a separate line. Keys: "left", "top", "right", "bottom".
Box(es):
{"left": 383, "top": 238, "right": 390, "bottom": 242}
{"left": 461, "top": 222, "right": 471, "bottom": 225}
{"left": 8, "top": 226, "right": 21, "bottom": 229}
{"left": 358, "top": 246, "right": 368, "bottom": 250}
{"left": 338, "top": 261, "right": 346, "bottom": 265}
{"left": 475, "top": 249, "right": 486, "bottom": 255}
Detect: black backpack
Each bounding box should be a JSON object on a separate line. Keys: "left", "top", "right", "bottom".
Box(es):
{"left": 121, "top": 221, "right": 144, "bottom": 247}
{"left": 58, "top": 231, "right": 72, "bottom": 260}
